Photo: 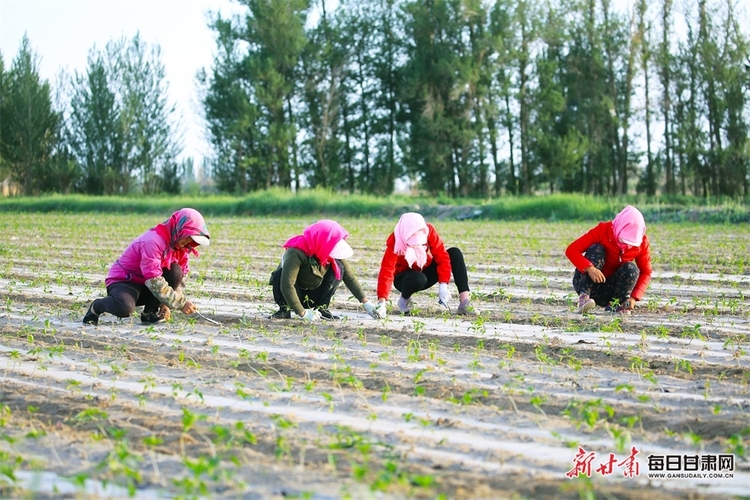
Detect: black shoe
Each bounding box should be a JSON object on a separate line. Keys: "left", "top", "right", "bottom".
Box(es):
{"left": 83, "top": 302, "right": 99, "bottom": 326}
{"left": 271, "top": 308, "right": 292, "bottom": 319}
{"left": 319, "top": 309, "right": 340, "bottom": 320}
{"left": 141, "top": 311, "right": 166, "bottom": 324}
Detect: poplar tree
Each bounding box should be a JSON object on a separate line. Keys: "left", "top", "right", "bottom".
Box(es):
{"left": 198, "top": 14, "right": 262, "bottom": 193}
{"left": 68, "top": 54, "right": 120, "bottom": 194}
{"left": 243, "top": 0, "right": 309, "bottom": 189}
{"left": 300, "top": 0, "right": 345, "bottom": 190}
{"left": 366, "top": 0, "right": 406, "bottom": 195}
{"left": 0, "top": 35, "right": 59, "bottom": 194}
{"left": 67, "top": 34, "right": 181, "bottom": 194}
{"left": 637, "top": 0, "right": 657, "bottom": 195}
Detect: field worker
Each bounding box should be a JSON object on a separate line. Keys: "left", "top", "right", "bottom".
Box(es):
{"left": 82, "top": 208, "right": 210, "bottom": 325}
{"left": 566, "top": 205, "right": 652, "bottom": 315}
{"left": 269, "top": 219, "right": 378, "bottom": 321}
{"left": 373, "top": 212, "right": 476, "bottom": 318}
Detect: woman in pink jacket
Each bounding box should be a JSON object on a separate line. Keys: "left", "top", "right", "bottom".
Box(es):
{"left": 83, "top": 208, "right": 210, "bottom": 325}
{"left": 565, "top": 205, "right": 652, "bottom": 315}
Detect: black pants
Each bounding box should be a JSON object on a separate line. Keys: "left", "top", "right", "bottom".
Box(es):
{"left": 270, "top": 260, "right": 343, "bottom": 311}
{"left": 92, "top": 263, "right": 183, "bottom": 318}
{"left": 573, "top": 244, "right": 639, "bottom": 306}
{"left": 394, "top": 247, "right": 470, "bottom": 299}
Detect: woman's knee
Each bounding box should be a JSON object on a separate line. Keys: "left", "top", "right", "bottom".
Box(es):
{"left": 109, "top": 296, "right": 136, "bottom": 318}
{"left": 584, "top": 244, "right": 606, "bottom": 267}
{"left": 620, "top": 261, "right": 640, "bottom": 279}
{"left": 447, "top": 247, "right": 465, "bottom": 262}
{"left": 395, "top": 271, "right": 428, "bottom": 293}
{"left": 104, "top": 284, "right": 138, "bottom": 317}
{"left": 163, "top": 263, "right": 184, "bottom": 289}
{"left": 622, "top": 261, "right": 638, "bottom": 271}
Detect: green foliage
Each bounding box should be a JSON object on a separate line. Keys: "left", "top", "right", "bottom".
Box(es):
{"left": 199, "top": 0, "right": 307, "bottom": 193}
{"left": 66, "top": 34, "right": 181, "bottom": 195}
{"left": 3, "top": 0, "right": 750, "bottom": 198}
{"left": 1, "top": 191, "right": 748, "bottom": 222}
{"left": 0, "top": 35, "right": 60, "bottom": 195}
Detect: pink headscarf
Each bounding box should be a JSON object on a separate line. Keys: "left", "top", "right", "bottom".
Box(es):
{"left": 153, "top": 208, "right": 210, "bottom": 257}
{"left": 612, "top": 205, "right": 646, "bottom": 251}
{"left": 394, "top": 212, "right": 429, "bottom": 269}
{"left": 284, "top": 219, "right": 348, "bottom": 279}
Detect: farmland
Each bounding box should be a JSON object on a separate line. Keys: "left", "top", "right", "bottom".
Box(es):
{"left": 1, "top": 212, "right": 749, "bottom": 499}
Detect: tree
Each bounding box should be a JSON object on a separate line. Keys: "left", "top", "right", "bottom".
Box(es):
{"left": 0, "top": 35, "right": 59, "bottom": 194}
{"left": 636, "top": 0, "right": 657, "bottom": 195}
{"left": 243, "top": 0, "right": 309, "bottom": 190}
{"left": 721, "top": 0, "right": 750, "bottom": 196}
{"left": 657, "top": 0, "right": 675, "bottom": 194}
{"left": 109, "top": 35, "right": 182, "bottom": 194}
{"left": 67, "top": 34, "right": 182, "bottom": 194}
{"left": 0, "top": 51, "right": 9, "bottom": 181}
{"left": 488, "top": 0, "right": 519, "bottom": 194}
{"left": 331, "top": 0, "right": 395, "bottom": 194}
{"left": 401, "top": 0, "right": 477, "bottom": 196}
{"left": 68, "top": 52, "right": 121, "bottom": 194}
{"left": 299, "top": 0, "right": 346, "bottom": 190}
{"left": 201, "top": 0, "right": 308, "bottom": 192}
{"left": 531, "top": 5, "right": 588, "bottom": 193}
{"left": 198, "top": 14, "right": 262, "bottom": 193}
{"left": 196, "top": 0, "right": 749, "bottom": 197}
{"left": 363, "top": 0, "right": 406, "bottom": 195}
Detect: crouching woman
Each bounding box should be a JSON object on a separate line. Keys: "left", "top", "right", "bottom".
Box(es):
{"left": 565, "top": 205, "right": 652, "bottom": 315}
{"left": 83, "top": 208, "right": 210, "bottom": 325}
{"left": 269, "top": 219, "right": 377, "bottom": 321}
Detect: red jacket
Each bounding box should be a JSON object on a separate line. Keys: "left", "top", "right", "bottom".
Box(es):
{"left": 377, "top": 223, "right": 451, "bottom": 300}
{"left": 565, "top": 221, "right": 652, "bottom": 301}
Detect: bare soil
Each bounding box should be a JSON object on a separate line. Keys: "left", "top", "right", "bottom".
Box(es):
{"left": 0, "top": 214, "right": 748, "bottom": 499}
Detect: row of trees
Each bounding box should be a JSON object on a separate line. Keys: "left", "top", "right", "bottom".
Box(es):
{"left": 0, "top": 35, "right": 184, "bottom": 195}
{"left": 202, "top": 0, "right": 749, "bottom": 197}
{"left": 1, "top": 0, "right": 748, "bottom": 197}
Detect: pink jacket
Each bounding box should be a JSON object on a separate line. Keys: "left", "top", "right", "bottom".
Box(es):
{"left": 105, "top": 208, "right": 209, "bottom": 287}
{"left": 105, "top": 230, "right": 190, "bottom": 287}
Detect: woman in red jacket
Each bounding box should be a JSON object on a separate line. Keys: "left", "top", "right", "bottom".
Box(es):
{"left": 373, "top": 212, "right": 476, "bottom": 318}
{"left": 565, "top": 205, "right": 652, "bottom": 315}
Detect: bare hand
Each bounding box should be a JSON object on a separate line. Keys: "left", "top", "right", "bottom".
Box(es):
{"left": 158, "top": 304, "right": 171, "bottom": 321}
{"left": 586, "top": 266, "right": 606, "bottom": 283}
{"left": 623, "top": 297, "right": 636, "bottom": 310}
{"left": 181, "top": 301, "right": 197, "bottom": 314}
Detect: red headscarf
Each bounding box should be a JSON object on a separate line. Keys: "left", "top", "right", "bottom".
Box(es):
{"left": 283, "top": 220, "right": 348, "bottom": 279}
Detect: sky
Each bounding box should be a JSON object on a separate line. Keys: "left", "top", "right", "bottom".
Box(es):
{"left": 0, "top": 0, "right": 244, "bottom": 165}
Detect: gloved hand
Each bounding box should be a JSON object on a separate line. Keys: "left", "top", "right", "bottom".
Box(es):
{"left": 438, "top": 283, "right": 451, "bottom": 305}
{"left": 366, "top": 301, "right": 387, "bottom": 319}
{"left": 299, "top": 309, "right": 321, "bottom": 322}
{"left": 363, "top": 301, "right": 376, "bottom": 317}
{"left": 374, "top": 302, "right": 387, "bottom": 319}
